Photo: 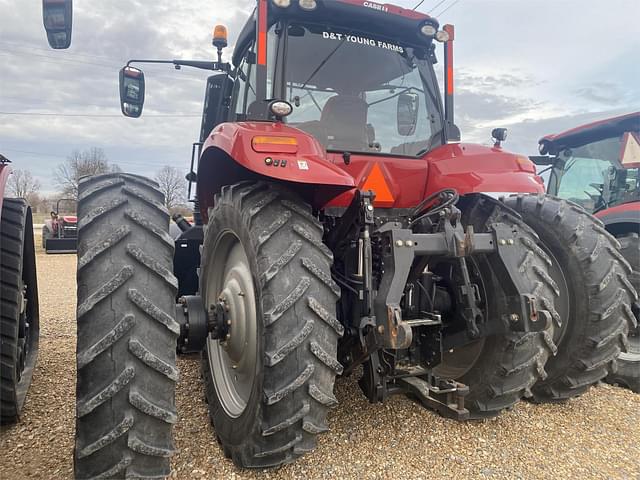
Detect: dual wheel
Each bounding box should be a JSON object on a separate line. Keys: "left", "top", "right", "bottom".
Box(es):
{"left": 74, "top": 178, "right": 635, "bottom": 477}
{"left": 503, "top": 195, "right": 637, "bottom": 400}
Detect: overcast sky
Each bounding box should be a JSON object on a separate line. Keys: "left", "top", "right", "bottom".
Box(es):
{"left": 1, "top": 0, "right": 638, "bottom": 195}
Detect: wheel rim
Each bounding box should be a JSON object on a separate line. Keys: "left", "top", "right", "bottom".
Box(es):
{"left": 16, "top": 280, "right": 29, "bottom": 381}
{"left": 206, "top": 232, "right": 258, "bottom": 418}
{"left": 434, "top": 339, "right": 486, "bottom": 379}
{"left": 433, "top": 258, "right": 487, "bottom": 379}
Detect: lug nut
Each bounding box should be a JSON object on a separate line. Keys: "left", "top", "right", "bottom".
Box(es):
{"left": 405, "top": 240, "right": 413, "bottom": 247}
{"left": 507, "top": 239, "right": 515, "bottom": 245}
{"left": 499, "top": 239, "right": 507, "bottom": 246}
{"left": 396, "top": 240, "right": 404, "bottom": 247}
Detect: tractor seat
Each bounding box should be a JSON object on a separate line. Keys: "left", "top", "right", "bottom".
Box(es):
{"left": 320, "top": 95, "right": 369, "bottom": 151}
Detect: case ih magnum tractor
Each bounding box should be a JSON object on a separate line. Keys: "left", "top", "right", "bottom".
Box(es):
{"left": 42, "top": 198, "right": 78, "bottom": 253}
{"left": 0, "top": 156, "right": 40, "bottom": 425}
{"left": 532, "top": 112, "right": 640, "bottom": 392}
{"left": 67, "top": 1, "right": 635, "bottom": 478}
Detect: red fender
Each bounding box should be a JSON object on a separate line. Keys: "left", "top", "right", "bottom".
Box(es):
{"left": 0, "top": 163, "right": 12, "bottom": 213}
{"left": 595, "top": 202, "right": 640, "bottom": 233}
{"left": 424, "top": 143, "right": 545, "bottom": 197}
{"left": 197, "top": 122, "right": 355, "bottom": 221}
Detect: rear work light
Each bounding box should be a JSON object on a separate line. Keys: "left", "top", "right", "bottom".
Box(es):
{"left": 299, "top": 0, "right": 318, "bottom": 10}
{"left": 420, "top": 24, "right": 437, "bottom": 37}
{"left": 435, "top": 30, "right": 450, "bottom": 42}
{"left": 252, "top": 136, "right": 299, "bottom": 154}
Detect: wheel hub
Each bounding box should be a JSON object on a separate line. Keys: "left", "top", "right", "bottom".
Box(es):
{"left": 208, "top": 300, "right": 230, "bottom": 340}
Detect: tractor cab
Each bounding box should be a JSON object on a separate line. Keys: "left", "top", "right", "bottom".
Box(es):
{"left": 534, "top": 112, "right": 640, "bottom": 217}
{"left": 223, "top": 4, "right": 450, "bottom": 156}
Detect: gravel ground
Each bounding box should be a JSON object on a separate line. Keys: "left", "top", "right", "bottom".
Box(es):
{"left": 1, "top": 249, "right": 639, "bottom": 479}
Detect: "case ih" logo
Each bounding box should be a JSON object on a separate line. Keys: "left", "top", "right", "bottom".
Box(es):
{"left": 363, "top": 1, "right": 389, "bottom": 13}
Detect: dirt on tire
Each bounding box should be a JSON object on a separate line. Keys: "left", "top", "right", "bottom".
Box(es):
{"left": 504, "top": 194, "right": 637, "bottom": 401}
{"left": 200, "top": 182, "right": 342, "bottom": 468}
{"left": 75, "top": 174, "right": 179, "bottom": 479}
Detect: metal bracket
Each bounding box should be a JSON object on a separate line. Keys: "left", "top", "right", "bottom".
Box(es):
{"left": 492, "top": 224, "right": 549, "bottom": 333}
{"left": 398, "top": 375, "right": 470, "bottom": 421}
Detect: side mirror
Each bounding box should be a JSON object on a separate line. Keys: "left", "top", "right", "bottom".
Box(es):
{"left": 397, "top": 92, "right": 420, "bottom": 136}
{"left": 43, "top": 0, "right": 73, "bottom": 49}
{"left": 119, "top": 66, "right": 146, "bottom": 118}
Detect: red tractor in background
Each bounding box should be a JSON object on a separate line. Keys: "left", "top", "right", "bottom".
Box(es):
{"left": 42, "top": 0, "right": 635, "bottom": 477}
{"left": 0, "top": 155, "right": 40, "bottom": 425}
{"left": 42, "top": 198, "right": 78, "bottom": 254}
{"left": 532, "top": 112, "right": 640, "bottom": 392}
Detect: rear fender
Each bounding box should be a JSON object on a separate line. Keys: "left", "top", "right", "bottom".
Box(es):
{"left": 197, "top": 122, "right": 355, "bottom": 221}
{"left": 424, "top": 143, "right": 545, "bottom": 196}
{"left": 596, "top": 202, "right": 640, "bottom": 236}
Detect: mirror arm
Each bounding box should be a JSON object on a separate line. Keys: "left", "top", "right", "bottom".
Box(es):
{"left": 126, "top": 59, "right": 231, "bottom": 73}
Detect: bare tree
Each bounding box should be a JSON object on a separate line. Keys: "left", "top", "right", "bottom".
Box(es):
{"left": 155, "top": 166, "right": 186, "bottom": 209}
{"left": 8, "top": 169, "right": 41, "bottom": 199}
{"left": 54, "top": 147, "right": 116, "bottom": 199}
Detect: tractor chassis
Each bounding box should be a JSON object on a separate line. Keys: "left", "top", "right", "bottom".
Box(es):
{"left": 175, "top": 191, "right": 550, "bottom": 420}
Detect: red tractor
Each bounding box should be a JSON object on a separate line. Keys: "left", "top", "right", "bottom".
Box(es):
{"left": 42, "top": 198, "right": 78, "bottom": 253}
{"left": 63, "top": 1, "right": 635, "bottom": 478}
{"left": 533, "top": 112, "right": 640, "bottom": 392}
{"left": 0, "top": 155, "right": 40, "bottom": 425}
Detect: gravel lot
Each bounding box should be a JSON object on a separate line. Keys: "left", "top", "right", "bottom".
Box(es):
{"left": 1, "top": 248, "right": 639, "bottom": 479}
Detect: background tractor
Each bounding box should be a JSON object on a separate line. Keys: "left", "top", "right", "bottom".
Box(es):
{"left": 0, "top": 0, "right": 72, "bottom": 431}
{"left": 43, "top": 198, "right": 78, "bottom": 254}
{"left": 0, "top": 155, "right": 40, "bottom": 425}
{"left": 48, "top": 1, "right": 635, "bottom": 478}
{"left": 532, "top": 112, "right": 640, "bottom": 392}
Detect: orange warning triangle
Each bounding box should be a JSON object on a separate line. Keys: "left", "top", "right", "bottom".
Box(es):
{"left": 621, "top": 132, "right": 640, "bottom": 168}
{"left": 361, "top": 163, "right": 394, "bottom": 204}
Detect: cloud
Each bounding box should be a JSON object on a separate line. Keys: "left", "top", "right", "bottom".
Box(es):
{"left": 1, "top": 0, "right": 639, "bottom": 195}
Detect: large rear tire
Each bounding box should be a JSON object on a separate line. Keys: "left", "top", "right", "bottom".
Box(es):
{"left": 201, "top": 182, "right": 341, "bottom": 468}
{"left": 75, "top": 174, "right": 178, "bottom": 479}
{"left": 504, "top": 195, "right": 636, "bottom": 401}
{"left": 433, "top": 196, "right": 558, "bottom": 418}
{"left": 0, "top": 198, "right": 39, "bottom": 424}
{"left": 607, "top": 233, "right": 640, "bottom": 392}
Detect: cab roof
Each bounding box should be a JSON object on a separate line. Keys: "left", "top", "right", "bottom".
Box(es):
{"left": 541, "top": 111, "right": 640, "bottom": 153}
{"left": 233, "top": 0, "right": 436, "bottom": 67}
